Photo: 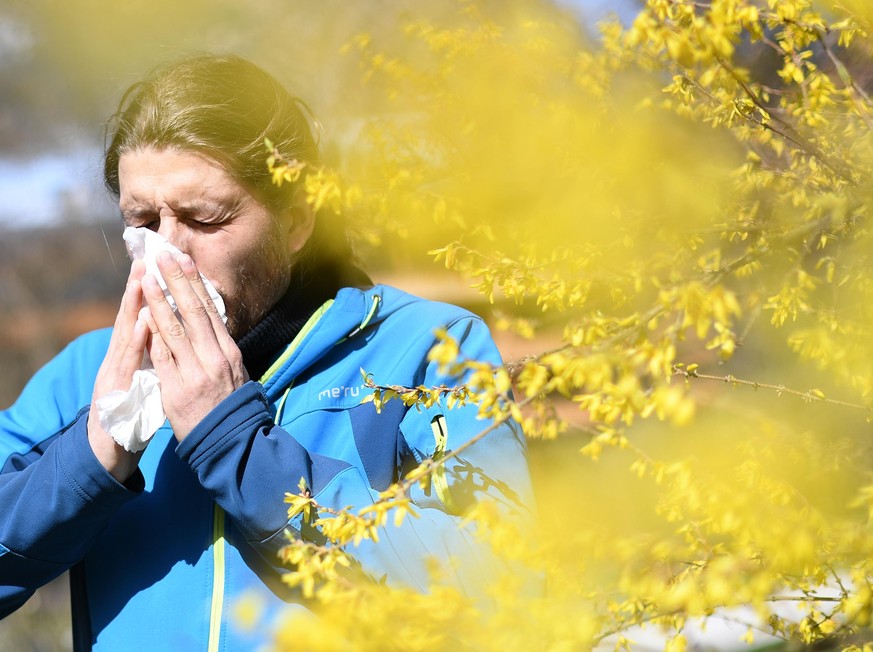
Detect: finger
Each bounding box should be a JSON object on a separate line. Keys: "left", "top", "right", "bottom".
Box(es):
{"left": 140, "top": 303, "right": 183, "bottom": 385}
{"left": 103, "top": 261, "right": 146, "bottom": 366}
{"left": 110, "top": 261, "right": 145, "bottom": 336}
{"left": 97, "top": 311, "right": 147, "bottom": 394}
{"left": 158, "top": 252, "right": 250, "bottom": 390}
{"left": 94, "top": 262, "right": 147, "bottom": 396}
{"left": 138, "top": 305, "right": 155, "bottom": 333}
{"left": 116, "top": 317, "right": 149, "bottom": 382}
{"left": 141, "top": 271, "right": 195, "bottom": 363}
{"left": 155, "top": 251, "right": 221, "bottom": 351}
{"left": 173, "top": 253, "right": 241, "bottom": 363}
{"left": 176, "top": 253, "right": 226, "bottom": 330}
{"left": 144, "top": 322, "right": 179, "bottom": 382}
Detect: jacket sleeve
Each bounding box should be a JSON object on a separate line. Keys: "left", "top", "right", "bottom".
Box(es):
{"left": 174, "top": 382, "right": 364, "bottom": 558}
{"left": 175, "top": 315, "right": 534, "bottom": 594}
{"left": 0, "top": 333, "right": 144, "bottom": 618}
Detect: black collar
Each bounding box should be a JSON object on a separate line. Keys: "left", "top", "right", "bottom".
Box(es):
{"left": 237, "top": 262, "right": 372, "bottom": 380}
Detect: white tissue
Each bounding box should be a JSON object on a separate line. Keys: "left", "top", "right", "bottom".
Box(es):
{"left": 95, "top": 370, "right": 164, "bottom": 453}
{"left": 95, "top": 227, "right": 227, "bottom": 453}
{"left": 122, "top": 227, "right": 226, "bottom": 321}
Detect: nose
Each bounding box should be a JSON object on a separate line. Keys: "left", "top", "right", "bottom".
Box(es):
{"left": 155, "top": 214, "right": 188, "bottom": 253}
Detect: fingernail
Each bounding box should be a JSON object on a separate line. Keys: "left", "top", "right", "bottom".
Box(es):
{"left": 177, "top": 253, "right": 195, "bottom": 271}
{"left": 141, "top": 274, "right": 160, "bottom": 294}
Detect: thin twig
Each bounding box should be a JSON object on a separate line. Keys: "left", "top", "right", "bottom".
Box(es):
{"left": 674, "top": 365, "right": 871, "bottom": 413}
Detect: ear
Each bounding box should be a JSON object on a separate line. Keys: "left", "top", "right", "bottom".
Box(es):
{"left": 281, "top": 198, "right": 316, "bottom": 256}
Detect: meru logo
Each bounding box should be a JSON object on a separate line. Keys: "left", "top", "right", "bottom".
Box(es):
{"left": 318, "top": 384, "right": 366, "bottom": 401}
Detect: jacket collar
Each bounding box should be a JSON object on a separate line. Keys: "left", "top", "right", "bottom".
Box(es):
{"left": 259, "top": 286, "right": 379, "bottom": 400}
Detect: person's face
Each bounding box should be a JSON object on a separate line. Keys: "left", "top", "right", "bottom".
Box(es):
{"left": 118, "top": 146, "right": 294, "bottom": 340}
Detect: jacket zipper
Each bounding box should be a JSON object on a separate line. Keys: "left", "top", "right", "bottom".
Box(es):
{"left": 205, "top": 295, "right": 363, "bottom": 650}
{"left": 207, "top": 506, "right": 226, "bottom": 652}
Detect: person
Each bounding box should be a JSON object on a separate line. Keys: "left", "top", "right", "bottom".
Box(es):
{"left": 0, "top": 54, "right": 532, "bottom": 650}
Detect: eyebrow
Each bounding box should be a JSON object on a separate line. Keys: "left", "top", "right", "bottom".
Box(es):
{"left": 120, "top": 205, "right": 156, "bottom": 223}
{"left": 121, "top": 204, "right": 153, "bottom": 216}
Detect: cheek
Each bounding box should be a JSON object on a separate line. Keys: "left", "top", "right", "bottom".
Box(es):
{"left": 188, "top": 243, "right": 240, "bottom": 298}
{"left": 212, "top": 234, "right": 287, "bottom": 302}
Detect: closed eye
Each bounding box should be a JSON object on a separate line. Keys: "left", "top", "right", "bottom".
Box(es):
{"left": 181, "top": 214, "right": 225, "bottom": 232}
{"left": 121, "top": 211, "right": 160, "bottom": 231}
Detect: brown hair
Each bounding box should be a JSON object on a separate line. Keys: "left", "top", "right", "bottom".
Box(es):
{"left": 104, "top": 53, "right": 351, "bottom": 272}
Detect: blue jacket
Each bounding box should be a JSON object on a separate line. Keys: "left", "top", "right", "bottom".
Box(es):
{"left": 0, "top": 284, "right": 532, "bottom": 651}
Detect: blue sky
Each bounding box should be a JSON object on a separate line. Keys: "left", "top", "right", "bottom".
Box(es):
{"left": 0, "top": 150, "right": 115, "bottom": 229}
{"left": 563, "top": 0, "right": 639, "bottom": 24}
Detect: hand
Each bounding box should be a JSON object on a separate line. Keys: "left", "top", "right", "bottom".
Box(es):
{"left": 88, "top": 260, "right": 148, "bottom": 483}
{"left": 140, "top": 251, "right": 249, "bottom": 441}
